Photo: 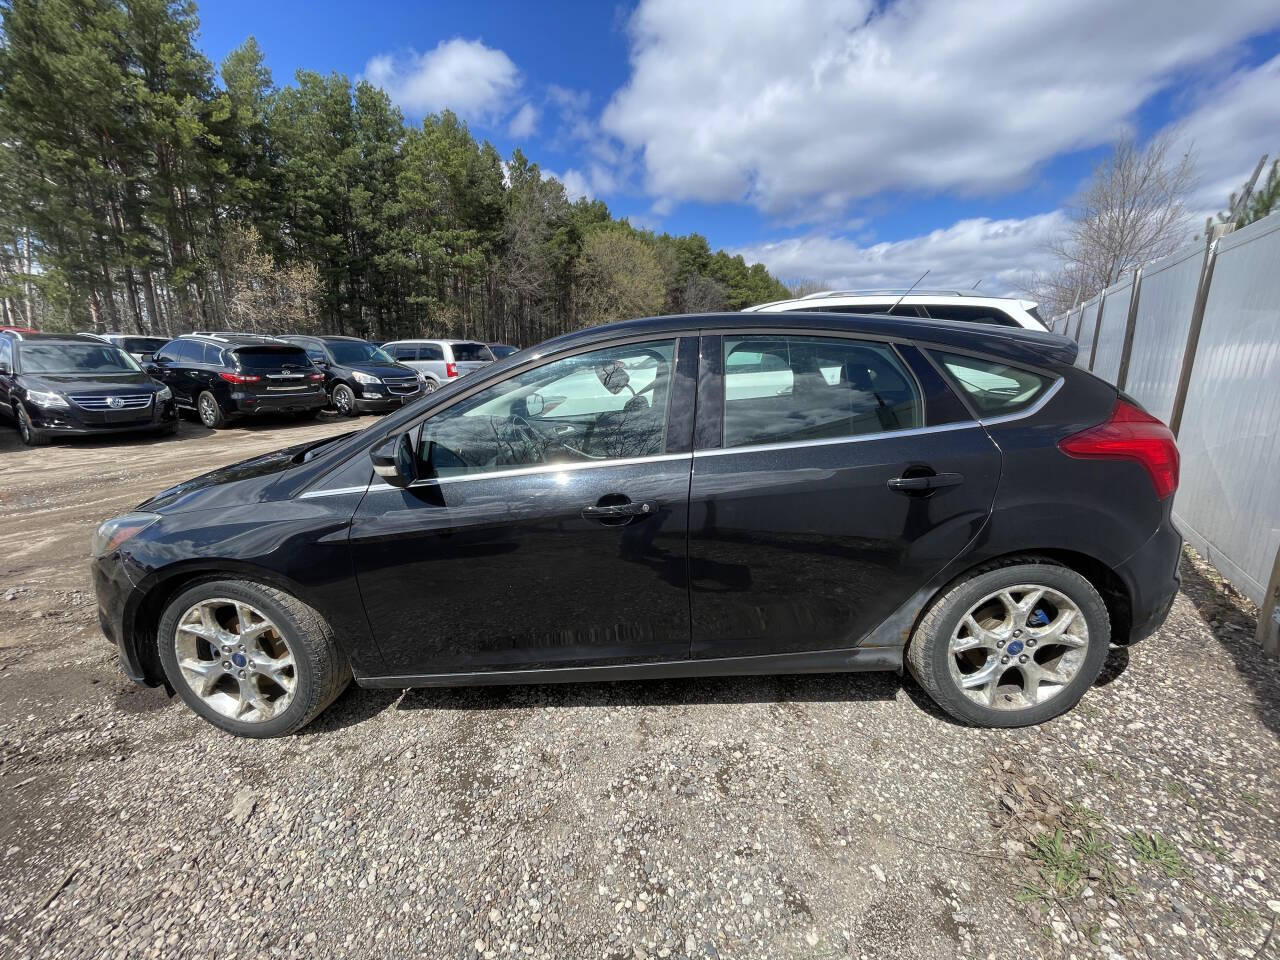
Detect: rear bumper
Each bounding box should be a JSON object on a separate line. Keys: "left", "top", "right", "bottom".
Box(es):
{"left": 228, "top": 389, "right": 327, "bottom": 415}
{"left": 1114, "top": 515, "right": 1182, "bottom": 644}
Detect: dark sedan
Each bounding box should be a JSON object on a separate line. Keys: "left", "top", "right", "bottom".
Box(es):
{"left": 1, "top": 332, "right": 178, "bottom": 445}
{"left": 90, "top": 311, "right": 1180, "bottom": 737}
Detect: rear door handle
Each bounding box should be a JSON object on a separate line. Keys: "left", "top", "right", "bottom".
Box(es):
{"left": 887, "top": 472, "right": 964, "bottom": 492}
{"left": 581, "top": 500, "right": 658, "bottom": 520}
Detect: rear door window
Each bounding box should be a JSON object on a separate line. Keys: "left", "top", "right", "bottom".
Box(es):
{"left": 933, "top": 352, "right": 1054, "bottom": 415}
{"left": 722, "top": 335, "right": 923, "bottom": 448}
{"left": 419, "top": 344, "right": 445, "bottom": 361}
{"left": 202, "top": 343, "right": 225, "bottom": 365}
{"left": 450, "top": 342, "right": 493, "bottom": 362}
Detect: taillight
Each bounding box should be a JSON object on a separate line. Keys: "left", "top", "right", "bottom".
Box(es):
{"left": 445, "top": 362, "right": 458, "bottom": 378}
{"left": 219, "top": 372, "right": 261, "bottom": 385}
{"left": 1059, "top": 400, "right": 1179, "bottom": 499}
{"left": 309, "top": 372, "right": 324, "bottom": 381}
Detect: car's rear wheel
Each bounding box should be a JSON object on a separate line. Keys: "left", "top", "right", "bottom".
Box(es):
{"left": 197, "top": 391, "right": 226, "bottom": 429}
{"left": 16, "top": 405, "right": 49, "bottom": 446}
{"left": 906, "top": 560, "right": 1109, "bottom": 727}
{"left": 331, "top": 383, "right": 358, "bottom": 417}
{"left": 157, "top": 579, "right": 351, "bottom": 738}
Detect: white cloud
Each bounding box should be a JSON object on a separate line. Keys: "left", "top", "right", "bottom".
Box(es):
{"left": 602, "top": 0, "right": 1280, "bottom": 222}
{"left": 363, "top": 38, "right": 520, "bottom": 120}
{"left": 736, "top": 212, "right": 1068, "bottom": 296}
{"left": 508, "top": 103, "right": 539, "bottom": 138}
{"left": 546, "top": 168, "right": 594, "bottom": 202}
{"left": 1166, "top": 53, "right": 1280, "bottom": 214}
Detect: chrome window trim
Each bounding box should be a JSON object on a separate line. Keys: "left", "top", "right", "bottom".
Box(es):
{"left": 361, "top": 451, "right": 694, "bottom": 493}
{"left": 298, "top": 480, "right": 373, "bottom": 501}
{"left": 693, "top": 420, "right": 980, "bottom": 458}
{"left": 975, "top": 376, "right": 1064, "bottom": 425}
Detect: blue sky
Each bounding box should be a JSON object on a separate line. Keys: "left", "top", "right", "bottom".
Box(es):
{"left": 196, "top": 0, "right": 1280, "bottom": 294}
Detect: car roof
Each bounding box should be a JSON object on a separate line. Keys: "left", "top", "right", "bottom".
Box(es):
{"left": 533, "top": 311, "right": 1078, "bottom": 367}
{"left": 12, "top": 332, "right": 100, "bottom": 345}
{"left": 179, "top": 333, "right": 294, "bottom": 347}
{"left": 384, "top": 338, "right": 481, "bottom": 345}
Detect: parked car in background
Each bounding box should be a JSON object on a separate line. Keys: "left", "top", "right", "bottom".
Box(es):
{"left": 745, "top": 290, "right": 1048, "bottom": 329}
{"left": 1, "top": 325, "right": 41, "bottom": 335}
{"left": 80, "top": 332, "right": 172, "bottom": 364}
{"left": 277, "top": 334, "right": 422, "bottom": 416}
{"left": 147, "top": 334, "right": 326, "bottom": 428}
{"left": 0, "top": 331, "right": 177, "bottom": 445}
{"left": 383, "top": 339, "right": 494, "bottom": 393}
{"left": 488, "top": 343, "right": 519, "bottom": 359}
{"left": 91, "top": 310, "right": 1180, "bottom": 737}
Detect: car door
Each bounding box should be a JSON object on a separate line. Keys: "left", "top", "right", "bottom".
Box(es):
{"left": 149, "top": 341, "right": 190, "bottom": 405}
{"left": 0, "top": 336, "right": 14, "bottom": 416}
{"left": 348, "top": 335, "right": 698, "bottom": 677}
{"left": 687, "top": 332, "right": 1001, "bottom": 659}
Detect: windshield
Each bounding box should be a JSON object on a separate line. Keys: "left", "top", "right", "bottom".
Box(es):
{"left": 327, "top": 340, "right": 394, "bottom": 365}
{"left": 121, "top": 336, "right": 169, "bottom": 354}
{"left": 451, "top": 342, "right": 494, "bottom": 362}
{"left": 233, "top": 346, "right": 314, "bottom": 370}
{"left": 21, "top": 342, "right": 142, "bottom": 375}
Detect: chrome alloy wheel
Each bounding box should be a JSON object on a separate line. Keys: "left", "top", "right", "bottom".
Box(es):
{"left": 198, "top": 394, "right": 218, "bottom": 426}
{"left": 173, "top": 598, "right": 297, "bottom": 722}
{"left": 947, "top": 584, "right": 1089, "bottom": 710}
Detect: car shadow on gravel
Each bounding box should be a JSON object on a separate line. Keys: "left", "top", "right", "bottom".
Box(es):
{"left": 1178, "top": 551, "right": 1280, "bottom": 742}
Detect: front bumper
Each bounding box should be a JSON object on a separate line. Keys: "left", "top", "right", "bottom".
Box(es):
{"left": 91, "top": 551, "right": 151, "bottom": 685}
{"left": 354, "top": 388, "right": 422, "bottom": 411}
{"left": 27, "top": 399, "right": 178, "bottom": 436}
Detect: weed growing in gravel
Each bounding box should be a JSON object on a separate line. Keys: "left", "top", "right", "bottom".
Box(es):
{"left": 1239, "top": 791, "right": 1261, "bottom": 808}
{"left": 1126, "top": 831, "right": 1185, "bottom": 878}
{"left": 1193, "top": 836, "right": 1230, "bottom": 862}
{"left": 1204, "top": 893, "right": 1260, "bottom": 930}
{"left": 1163, "top": 779, "right": 1199, "bottom": 808}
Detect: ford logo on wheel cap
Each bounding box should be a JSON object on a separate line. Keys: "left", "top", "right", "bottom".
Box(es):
{"left": 107, "top": 396, "right": 124, "bottom": 408}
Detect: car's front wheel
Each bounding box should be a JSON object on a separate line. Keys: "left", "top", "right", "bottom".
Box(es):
{"left": 906, "top": 560, "right": 1109, "bottom": 727}
{"left": 331, "top": 383, "right": 358, "bottom": 417}
{"left": 157, "top": 579, "right": 351, "bottom": 737}
{"left": 16, "top": 405, "right": 49, "bottom": 446}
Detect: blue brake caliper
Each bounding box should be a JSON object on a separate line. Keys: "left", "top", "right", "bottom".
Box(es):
{"left": 1027, "top": 608, "right": 1050, "bottom": 628}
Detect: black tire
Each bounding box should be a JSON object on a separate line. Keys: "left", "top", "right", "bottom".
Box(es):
{"left": 157, "top": 579, "right": 351, "bottom": 738}
{"left": 420, "top": 378, "right": 439, "bottom": 395}
{"left": 16, "top": 405, "right": 49, "bottom": 446}
{"left": 331, "top": 383, "right": 358, "bottom": 417}
{"left": 196, "top": 391, "right": 227, "bottom": 429}
{"left": 906, "top": 560, "right": 1110, "bottom": 727}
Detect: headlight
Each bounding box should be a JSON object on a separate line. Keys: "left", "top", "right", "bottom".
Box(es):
{"left": 91, "top": 513, "right": 160, "bottom": 558}
{"left": 26, "top": 389, "right": 68, "bottom": 409}
{"left": 156, "top": 385, "right": 172, "bottom": 401}
{"left": 352, "top": 371, "right": 381, "bottom": 386}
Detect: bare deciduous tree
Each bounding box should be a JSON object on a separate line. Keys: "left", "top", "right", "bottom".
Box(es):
{"left": 1024, "top": 135, "right": 1195, "bottom": 320}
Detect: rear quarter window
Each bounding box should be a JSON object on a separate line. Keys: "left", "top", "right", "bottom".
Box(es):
{"left": 933, "top": 352, "right": 1055, "bottom": 416}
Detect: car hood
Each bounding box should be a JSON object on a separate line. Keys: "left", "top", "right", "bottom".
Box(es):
{"left": 138, "top": 432, "right": 356, "bottom": 514}
{"left": 25, "top": 371, "right": 158, "bottom": 393}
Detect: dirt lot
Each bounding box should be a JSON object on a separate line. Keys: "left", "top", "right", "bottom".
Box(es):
{"left": 1, "top": 416, "right": 1278, "bottom": 960}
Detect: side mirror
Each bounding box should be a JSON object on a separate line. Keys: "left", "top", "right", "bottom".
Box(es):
{"left": 370, "top": 433, "right": 417, "bottom": 489}
{"left": 525, "top": 392, "right": 545, "bottom": 417}
{"left": 145, "top": 363, "right": 163, "bottom": 376}
{"left": 0, "top": 364, "right": 10, "bottom": 376}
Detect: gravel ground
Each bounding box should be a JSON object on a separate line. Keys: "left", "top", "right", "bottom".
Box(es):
{"left": 1, "top": 416, "right": 1278, "bottom": 960}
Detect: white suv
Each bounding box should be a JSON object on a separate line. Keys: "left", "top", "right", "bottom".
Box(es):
{"left": 743, "top": 290, "right": 1047, "bottom": 330}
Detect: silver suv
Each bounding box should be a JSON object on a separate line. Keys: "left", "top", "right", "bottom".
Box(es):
{"left": 744, "top": 290, "right": 1047, "bottom": 330}
{"left": 382, "top": 339, "right": 495, "bottom": 393}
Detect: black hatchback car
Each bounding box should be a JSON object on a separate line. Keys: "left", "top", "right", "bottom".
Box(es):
{"left": 277, "top": 335, "right": 422, "bottom": 416}
{"left": 147, "top": 334, "right": 327, "bottom": 428}
{"left": 0, "top": 331, "right": 178, "bottom": 445}
{"left": 91, "top": 312, "right": 1181, "bottom": 738}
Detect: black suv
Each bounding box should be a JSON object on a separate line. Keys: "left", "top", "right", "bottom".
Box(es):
{"left": 148, "top": 334, "right": 327, "bottom": 429}
{"left": 0, "top": 331, "right": 177, "bottom": 445}
{"left": 277, "top": 335, "right": 421, "bottom": 416}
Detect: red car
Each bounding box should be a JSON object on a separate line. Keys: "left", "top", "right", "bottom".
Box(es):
{"left": 1, "top": 325, "right": 40, "bottom": 335}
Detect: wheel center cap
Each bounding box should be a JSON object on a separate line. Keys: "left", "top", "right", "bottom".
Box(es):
{"left": 1006, "top": 640, "right": 1024, "bottom": 656}
{"left": 231, "top": 652, "right": 248, "bottom": 668}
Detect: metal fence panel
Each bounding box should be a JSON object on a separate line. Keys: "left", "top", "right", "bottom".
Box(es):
{"left": 1091, "top": 276, "right": 1133, "bottom": 385}
{"left": 1124, "top": 243, "right": 1205, "bottom": 424}
{"left": 1173, "top": 213, "right": 1280, "bottom": 606}
{"left": 1075, "top": 295, "right": 1100, "bottom": 367}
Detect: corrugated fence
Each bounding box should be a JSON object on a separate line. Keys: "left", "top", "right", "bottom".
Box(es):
{"left": 1051, "top": 210, "right": 1280, "bottom": 654}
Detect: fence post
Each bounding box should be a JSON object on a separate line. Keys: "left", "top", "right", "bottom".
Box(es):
{"left": 1258, "top": 542, "right": 1280, "bottom": 658}
{"left": 1086, "top": 295, "right": 1106, "bottom": 370}
{"left": 1115, "top": 266, "right": 1143, "bottom": 391}
{"left": 1168, "top": 240, "right": 1218, "bottom": 437}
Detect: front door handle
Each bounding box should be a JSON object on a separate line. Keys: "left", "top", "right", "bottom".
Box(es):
{"left": 887, "top": 472, "right": 964, "bottom": 492}
{"left": 581, "top": 499, "right": 658, "bottom": 521}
